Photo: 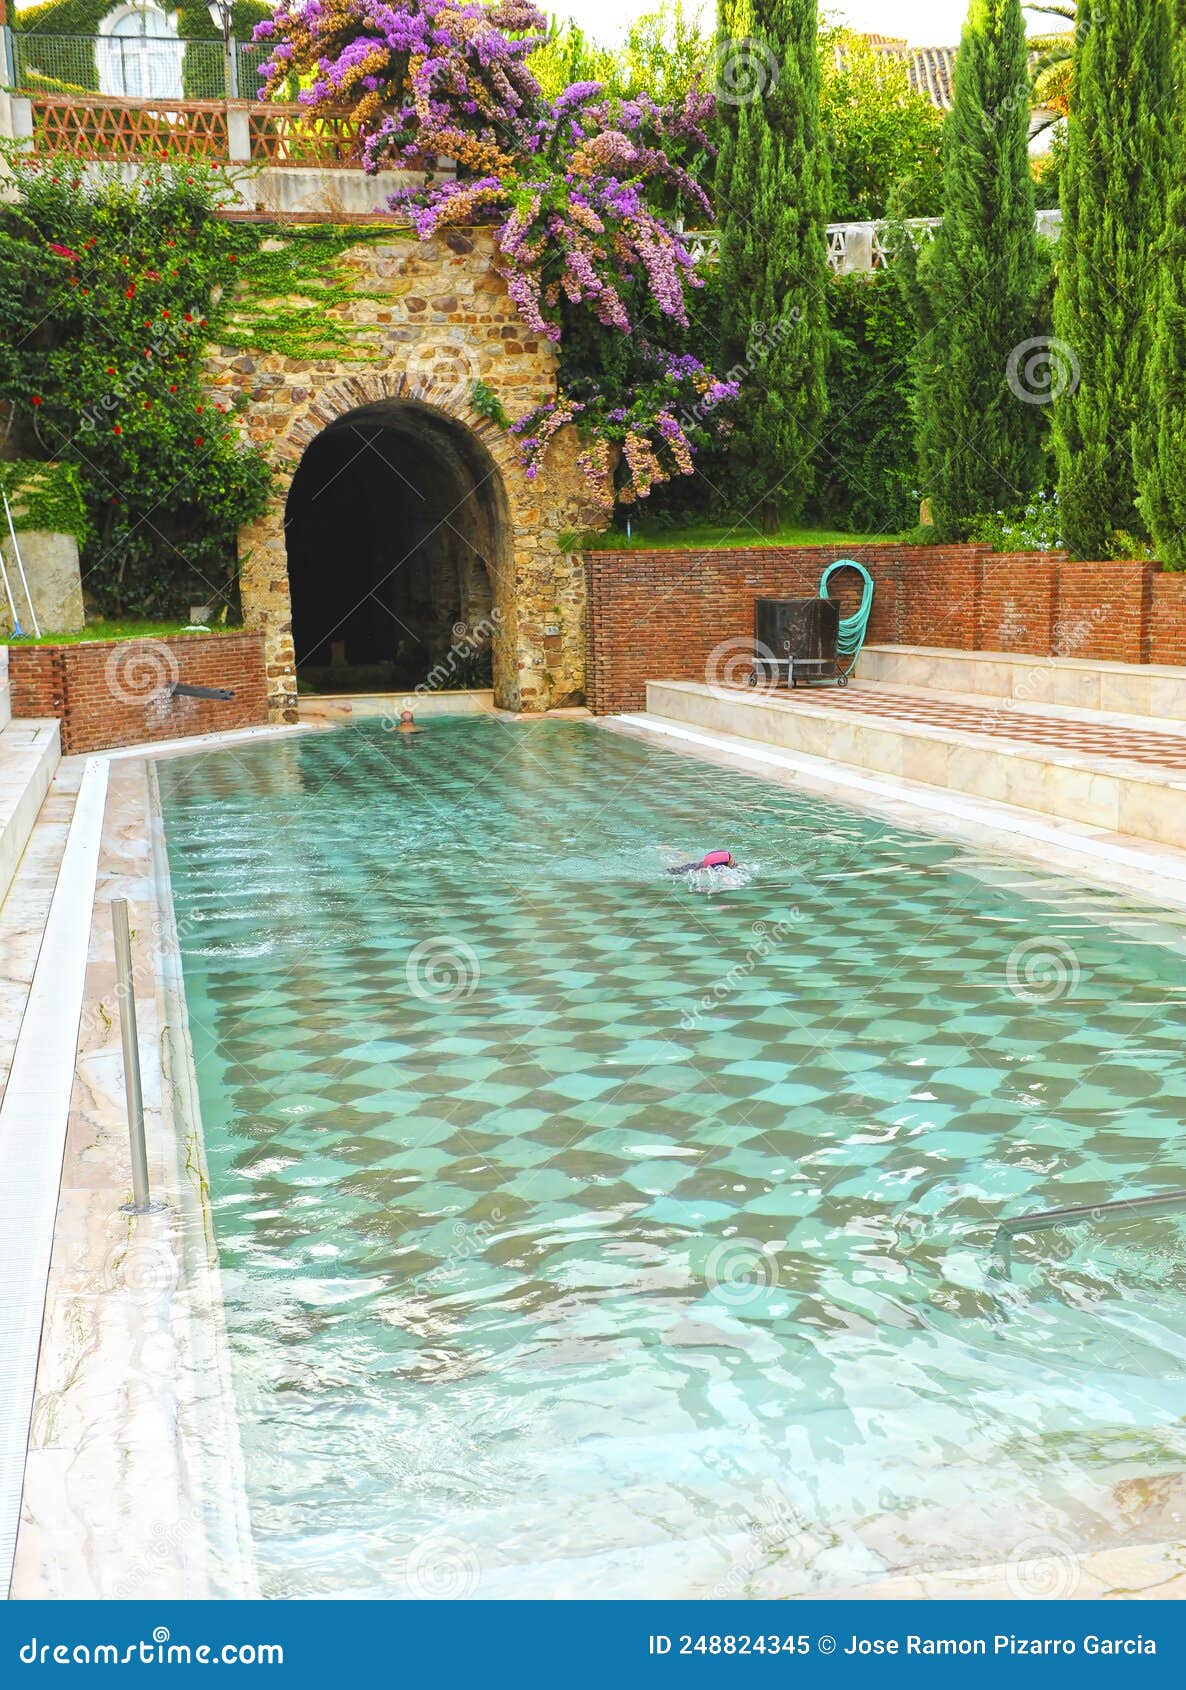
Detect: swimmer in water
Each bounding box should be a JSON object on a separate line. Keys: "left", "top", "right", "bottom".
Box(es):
{"left": 395, "top": 709, "right": 421, "bottom": 735}
{"left": 668, "top": 850, "right": 736, "bottom": 876}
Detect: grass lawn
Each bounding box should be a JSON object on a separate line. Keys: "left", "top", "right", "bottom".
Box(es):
{"left": 3, "top": 618, "right": 236, "bottom": 647}
{"left": 594, "top": 517, "right": 905, "bottom": 550}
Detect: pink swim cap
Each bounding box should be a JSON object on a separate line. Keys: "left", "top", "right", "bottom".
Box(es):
{"left": 701, "top": 850, "right": 733, "bottom": 869}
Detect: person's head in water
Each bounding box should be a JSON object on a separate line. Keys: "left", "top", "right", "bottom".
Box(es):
{"left": 396, "top": 709, "right": 420, "bottom": 735}
{"left": 669, "top": 849, "right": 736, "bottom": 875}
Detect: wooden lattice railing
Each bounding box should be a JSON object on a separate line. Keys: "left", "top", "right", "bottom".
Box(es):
{"left": 25, "top": 95, "right": 367, "bottom": 167}
{"left": 29, "top": 95, "right": 230, "bottom": 161}
{"left": 247, "top": 106, "right": 367, "bottom": 167}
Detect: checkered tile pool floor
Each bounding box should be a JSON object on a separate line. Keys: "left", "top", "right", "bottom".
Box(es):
{"left": 157, "top": 717, "right": 1186, "bottom": 1597}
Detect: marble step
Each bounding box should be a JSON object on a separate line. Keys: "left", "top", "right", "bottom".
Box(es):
{"left": 0, "top": 719, "right": 60, "bottom": 914}
{"left": 860, "top": 643, "right": 1186, "bottom": 719}
{"left": 643, "top": 680, "right": 1186, "bottom": 850}
{"left": 0, "top": 765, "right": 82, "bottom": 1109}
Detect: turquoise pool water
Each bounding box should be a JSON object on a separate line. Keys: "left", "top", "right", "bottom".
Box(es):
{"left": 158, "top": 718, "right": 1186, "bottom": 1598}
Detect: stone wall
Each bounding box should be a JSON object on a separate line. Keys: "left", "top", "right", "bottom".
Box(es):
{"left": 8, "top": 631, "right": 267, "bottom": 752}
{"left": 586, "top": 545, "right": 1186, "bottom": 715}
{"left": 0, "top": 531, "right": 84, "bottom": 636}
{"left": 211, "top": 229, "right": 604, "bottom": 718}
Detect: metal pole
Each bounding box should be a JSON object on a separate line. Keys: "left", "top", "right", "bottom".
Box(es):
{"left": 112, "top": 898, "right": 158, "bottom": 1215}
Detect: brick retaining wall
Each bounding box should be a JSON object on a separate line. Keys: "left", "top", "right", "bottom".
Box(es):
{"left": 585, "top": 544, "right": 1184, "bottom": 715}
{"left": 8, "top": 631, "right": 268, "bottom": 753}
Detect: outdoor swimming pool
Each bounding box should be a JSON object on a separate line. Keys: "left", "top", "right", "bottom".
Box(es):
{"left": 157, "top": 717, "right": 1186, "bottom": 1598}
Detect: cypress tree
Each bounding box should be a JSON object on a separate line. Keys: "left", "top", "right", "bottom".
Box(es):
{"left": 1137, "top": 0, "right": 1186, "bottom": 566}
{"left": 714, "top": 0, "right": 829, "bottom": 531}
{"left": 1054, "top": 0, "right": 1171, "bottom": 559}
{"left": 913, "top": 0, "right": 1043, "bottom": 539}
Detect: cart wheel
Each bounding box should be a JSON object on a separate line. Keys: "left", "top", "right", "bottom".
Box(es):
{"left": 837, "top": 672, "right": 849, "bottom": 688}
{"left": 747, "top": 669, "right": 759, "bottom": 687}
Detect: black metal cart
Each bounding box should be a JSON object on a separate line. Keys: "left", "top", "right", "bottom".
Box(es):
{"left": 748, "top": 596, "right": 847, "bottom": 689}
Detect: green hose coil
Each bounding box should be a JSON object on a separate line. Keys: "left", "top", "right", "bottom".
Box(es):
{"left": 820, "top": 558, "right": 875, "bottom": 679}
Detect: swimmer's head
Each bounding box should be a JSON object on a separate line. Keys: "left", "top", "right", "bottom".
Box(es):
{"left": 701, "top": 850, "right": 735, "bottom": 870}
{"left": 399, "top": 710, "right": 415, "bottom": 725}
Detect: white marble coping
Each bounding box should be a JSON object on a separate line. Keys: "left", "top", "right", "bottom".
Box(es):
{"left": 100, "top": 721, "right": 315, "bottom": 763}
{"left": 0, "top": 757, "right": 108, "bottom": 1597}
{"left": 611, "top": 712, "right": 1186, "bottom": 912}
{"left": 9, "top": 755, "right": 258, "bottom": 1598}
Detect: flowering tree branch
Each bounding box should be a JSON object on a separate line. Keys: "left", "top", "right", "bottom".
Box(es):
{"left": 255, "top": 0, "right": 733, "bottom": 509}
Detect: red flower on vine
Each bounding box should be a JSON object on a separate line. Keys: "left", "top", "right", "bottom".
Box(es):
{"left": 31, "top": 395, "right": 42, "bottom": 406}
{"left": 48, "top": 242, "right": 77, "bottom": 260}
{"left": 125, "top": 286, "right": 136, "bottom": 298}
{"left": 195, "top": 436, "right": 204, "bottom": 447}
{"left": 113, "top": 425, "right": 122, "bottom": 435}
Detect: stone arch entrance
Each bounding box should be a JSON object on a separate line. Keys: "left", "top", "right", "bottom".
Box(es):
{"left": 284, "top": 395, "right": 510, "bottom": 695}
{"left": 223, "top": 228, "right": 613, "bottom": 720}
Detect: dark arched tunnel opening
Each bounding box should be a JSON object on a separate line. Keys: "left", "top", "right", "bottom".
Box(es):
{"left": 285, "top": 400, "right": 504, "bottom": 694}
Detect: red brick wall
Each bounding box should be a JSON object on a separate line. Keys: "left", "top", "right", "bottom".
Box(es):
{"left": 1151, "top": 573, "right": 1186, "bottom": 667}
{"left": 585, "top": 544, "right": 1186, "bottom": 714}
{"left": 9, "top": 631, "right": 268, "bottom": 753}
{"left": 980, "top": 554, "right": 1062, "bottom": 654}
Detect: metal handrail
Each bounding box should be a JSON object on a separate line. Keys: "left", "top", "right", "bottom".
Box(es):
{"left": 992, "top": 1189, "right": 1186, "bottom": 1278}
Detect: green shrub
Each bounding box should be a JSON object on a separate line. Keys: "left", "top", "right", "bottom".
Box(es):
{"left": 814, "top": 269, "right": 918, "bottom": 534}
{"left": 0, "top": 158, "right": 272, "bottom": 619}
{"left": 968, "top": 491, "right": 1062, "bottom": 552}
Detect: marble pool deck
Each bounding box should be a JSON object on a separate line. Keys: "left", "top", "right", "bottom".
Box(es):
{"left": 4, "top": 691, "right": 1186, "bottom": 1598}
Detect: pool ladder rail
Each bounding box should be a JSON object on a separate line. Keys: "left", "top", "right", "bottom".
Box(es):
{"left": 992, "top": 1189, "right": 1186, "bottom": 1279}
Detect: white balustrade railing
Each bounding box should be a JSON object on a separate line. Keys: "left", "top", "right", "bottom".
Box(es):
{"left": 684, "top": 209, "right": 1061, "bottom": 275}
